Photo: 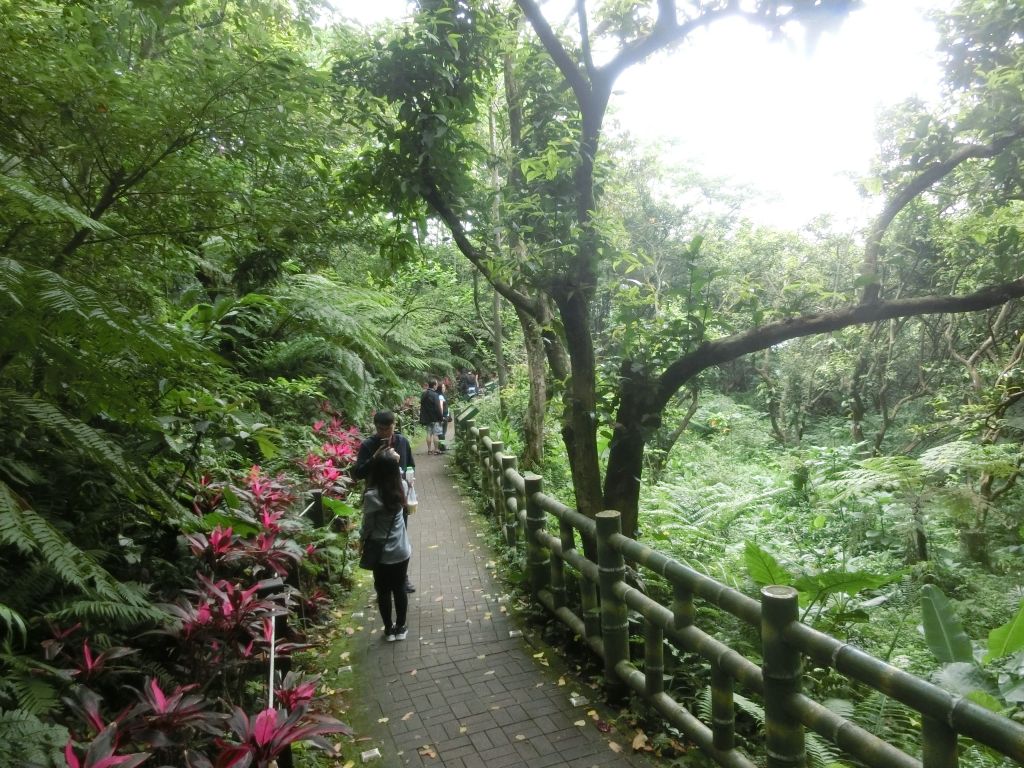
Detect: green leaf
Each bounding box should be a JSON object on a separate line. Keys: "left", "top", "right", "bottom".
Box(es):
{"left": 921, "top": 584, "right": 973, "bottom": 663}
{"left": 199, "top": 513, "right": 261, "bottom": 537}
{"left": 743, "top": 541, "right": 792, "bottom": 587}
{"left": 966, "top": 690, "right": 1005, "bottom": 713}
{"left": 322, "top": 497, "right": 358, "bottom": 518}
{"left": 985, "top": 600, "right": 1024, "bottom": 662}
{"left": 793, "top": 569, "right": 897, "bottom": 601}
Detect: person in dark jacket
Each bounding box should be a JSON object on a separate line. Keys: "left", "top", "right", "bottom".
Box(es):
{"left": 354, "top": 411, "right": 416, "bottom": 592}
{"left": 419, "top": 379, "right": 444, "bottom": 455}
{"left": 359, "top": 453, "right": 412, "bottom": 642}
{"left": 353, "top": 410, "right": 414, "bottom": 481}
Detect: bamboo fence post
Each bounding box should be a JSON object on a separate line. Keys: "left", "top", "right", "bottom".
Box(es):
{"left": 711, "top": 665, "right": 735, "bottom": 751}
{"left": 761, "top": 585, "right": 805, "bottom": 768}
{"left": 596, "top": 511, "right": 628, "bottom": 700}
{"left": 476, "top": 426, "right": 490, "bottom": 500}
{"left": 922, "top": 716, "right": 958, "bottom": 768}
{"left": 501, "top": 455, "right": 519, "bottom": 548}
{"left": 645, "top": 619, "right": 664, "bottom": 698}
{"left": 490, "top": 440, "right": 504, "bottom": 523}
{"left": 524, "top": 473, "right": 549, "bottom": 598}
{"left": 550, "top": 515, "right": 573, "bottom": 610}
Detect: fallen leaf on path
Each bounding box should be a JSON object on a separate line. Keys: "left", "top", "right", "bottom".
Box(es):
{"left": 417, "top": 745, "right": 438, "bottom": 759}
{"left": 574, "top": 720, "right": 586, "bottom": 727}
{"left": 401, "top": 712, "right": 414, "bottom": 721}
{"left": 632, "top": 731, "right": 650, "bottom": 751}
{"left": 340, "top": 652, "right": 350, "bottom": 661}
{"left": 459, "top": 726, "right": 468, "bottom": 734}
{"left": 515, "top": 734, "right": 526, "bottom": 741}
{"left": 377, "top": 717, "right": 389, "bottom": 723}
{"left": 477, "top": 654, "right": 486, "bottom": 659}
{"left": 434, "top": 596, "right": 444, "bottom": 602}
{"left": 409, "top": 669, "right": 417, "bottom": 676}
{"left": 609, "top": 742, "right": 623, "bottom": 753}
{"left": 484, "top": 670, "right": 495, "bottom": 676}
{"left": 587, "top": 709, "right": 598, "bottom": 720}
{"left": 428, "top": 545, "right": 439, "bottom": 549}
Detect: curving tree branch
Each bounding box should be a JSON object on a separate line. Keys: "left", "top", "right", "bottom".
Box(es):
{"left": 860, "top": 125, "right": 1024, "bottom": 302}
{"left": 657, "top": 277, "right": 1024, "bottom": 408}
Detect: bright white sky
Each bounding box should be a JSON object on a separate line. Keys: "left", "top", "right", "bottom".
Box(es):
{"left": 329, "top": 0, "right": 951, "bottom": 229}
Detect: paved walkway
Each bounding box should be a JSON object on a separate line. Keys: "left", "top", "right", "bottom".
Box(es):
{"left": 351, "top": 447, "right": 659, "bottom": 768}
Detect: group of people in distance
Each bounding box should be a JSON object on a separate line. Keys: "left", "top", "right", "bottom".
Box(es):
{"left": 352, "top": 375, "right": 464, "bottom": 643}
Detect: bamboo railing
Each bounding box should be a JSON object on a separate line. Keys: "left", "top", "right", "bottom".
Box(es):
{"left": 455, "top": 415, "right": 1024, "bottom": 768}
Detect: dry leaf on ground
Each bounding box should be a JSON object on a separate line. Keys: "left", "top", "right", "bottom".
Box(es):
{"left": 632, "top": 731, "right": 650, "bottom": 751}
{"left": 609, "top": 742, "right": 623, "bottom": 753}
{"left": 401, "top": 712, "right": 414, "bottom": 721}
{"left": 417, "top": 745, "right": 438, "bottom": 759}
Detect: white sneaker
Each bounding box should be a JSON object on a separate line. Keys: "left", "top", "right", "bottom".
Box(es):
{"left": 385, "top": 630, "right": 398, "bottom": 642}
{"left": 394, "top": 626, "right": 408, "bottom": 641}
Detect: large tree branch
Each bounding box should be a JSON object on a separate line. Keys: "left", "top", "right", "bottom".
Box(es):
{"left": 601, "top": 2, "right": 735, "bottom": 83}
{"left": 656, "top": 278, "right": 1024, "bottom": 408}
{"left": 422, "top": 183, "right": 541, "bottom": 318}
{"left": 861, "top": 125, "right": 1024, "bottom": 302}
{"left": 516, "top": 0, "right": 591, "bottom": 103}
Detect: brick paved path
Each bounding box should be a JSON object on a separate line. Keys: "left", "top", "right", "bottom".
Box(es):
{"left": 350, "top": 447, "right": 659, "bottom": 768}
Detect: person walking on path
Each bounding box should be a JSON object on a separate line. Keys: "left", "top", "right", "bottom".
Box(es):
{"left": 359, "top": 453, "right": 412, "bottom": 642}
{"left": 418, "top": 379, "right": 444, "bottom": 455}
{"left": 354, "top": 411, "right": 417, "bottom": 593}
{"left": 352, "top": 432, "right": 658, "bottom": 767}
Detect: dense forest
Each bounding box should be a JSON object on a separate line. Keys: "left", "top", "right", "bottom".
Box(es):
{"left": 1, "top": 0, "right": 1023, "bottom": 766}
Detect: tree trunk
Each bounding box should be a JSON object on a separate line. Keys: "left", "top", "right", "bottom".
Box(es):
{"left": 603, "top": 362, "right": 661, "bottom": 538}
{"left": 516, "top": 306, "right": 548, "bottom": 471}
{"left": 556, "top": 287, "right": 602, "bottom": 529}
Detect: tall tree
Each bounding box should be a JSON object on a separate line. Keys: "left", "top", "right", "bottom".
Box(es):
{"left": 336, "top": 0, "right": 1024, "bottom": 538}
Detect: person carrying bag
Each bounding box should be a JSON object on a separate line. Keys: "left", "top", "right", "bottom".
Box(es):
{"left": 358, "top": 452, "right": 412, "bottom": 642}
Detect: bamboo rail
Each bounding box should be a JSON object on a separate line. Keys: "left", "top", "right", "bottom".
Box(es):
{"left": 454, "top": 414, "right": 1024, "bottom": 768}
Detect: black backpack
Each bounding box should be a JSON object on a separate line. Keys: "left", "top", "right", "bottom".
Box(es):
{"left": 419, "top": 388, "right": 441, "bottom": 425}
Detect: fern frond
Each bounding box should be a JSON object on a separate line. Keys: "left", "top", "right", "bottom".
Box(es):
{"left": 0, "top": 500, "right": 148, "bottom": 607}
{"left": 0, "top": 603, "right": 27, "bottom": 645}
{"left": 1, "top": 392, "right": 179, "bottom": 516}
{"left": 48, "top": 598, "right": 169, "bottom": 627}
{"left": 920, "top": 440, "right": 1021, "bottom": 478}
{"left": 2, "top": 676, "right": 60, "bottom": 717}
{"left": 3, "top": 392, "right": 135, "bottom": 478}
{"left": 0, "top": 173, "right": 115, "bottom": 234}
{"left": 0, "top": 708, "right": 68, "bottom": 767}
{"left": 852, "top": 689, "right": 921, "bottom": 758}
{"left": 0, "top": 256, "right": 26, "bottom": 307}
{"left": 823, "top": 456, "right": 924, "bottom": 500}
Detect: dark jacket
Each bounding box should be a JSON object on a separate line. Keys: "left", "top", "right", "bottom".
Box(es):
{"left": 419, "top": 387, "right": 443, "bottom": 424}
{"left": 353, "top": 431, "right": 414, "bottom": 481}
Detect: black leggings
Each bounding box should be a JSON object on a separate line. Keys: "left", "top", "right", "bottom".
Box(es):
{"left": 372, "top": 558, "right": 410, "bottom": 631}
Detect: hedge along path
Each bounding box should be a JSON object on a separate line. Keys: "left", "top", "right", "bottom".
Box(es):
{"left": 347, "top": 445, "right": 660, "bottom": 768}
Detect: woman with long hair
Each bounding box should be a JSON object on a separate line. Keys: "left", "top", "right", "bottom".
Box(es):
{"left": 360, "top": 451, "right": 412, "bottom": 641}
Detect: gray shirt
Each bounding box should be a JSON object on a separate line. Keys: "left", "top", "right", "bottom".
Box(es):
{"left": 360, "top": 487, "right": 412, "bottom": 564}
